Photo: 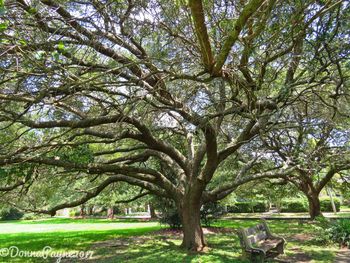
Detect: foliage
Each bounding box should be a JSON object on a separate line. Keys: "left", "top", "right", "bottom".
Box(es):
{"left": 320, "top": 197, "right": 341, "bottom": 212}
{"left": 280, "top": 199, "right": 309, "bottom": 213}
{"left": 326, "top": 219, "right": 350, "bottom": 248}
{"left": 69, "top": 209, "right": 81, "bottom": 217}
{"left": 21, "top": 213, "right": 46, "bottom": 221}
{"left": 157, "top": 199, "right": 226, "bottom": 228}
{"left": 227, "top": 201, "right": 268, "bottom": 213}
{"left": 0, "top": 206, "right": 24, "bottom": 220}
{"left": 309, "top": 216, "right": 333, "bottom": 244}
{"left": 52, "top": 144, "right": 94, "bottom": 164}
{"left": 200, "top": 202, "right": 226, "bottom": 227}
{"left": 156, "top": 198, "right": 181, "bottom": 229}
{"left": 311, "top": 217, "right": 350, "bottom": 248}
{"left": 233, "top": 181, "right": 302, "bottom": 211}
{"left": 280, "top": 198, "right": 341, "bottom": 213}
{"left": 159, "top": 209, "right": 182, "bottom": 229}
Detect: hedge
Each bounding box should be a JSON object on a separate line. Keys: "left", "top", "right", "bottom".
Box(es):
{"left": 280, "top": 197, "right": 341, "bottom": 213}
{"left": 320, "top": 197, "right": 341, "bottom": 212}
{"left": 227, "top": 201, "right": 268, "bottom": 213}
{"left": 0, "top": 207, "right": 24, "bottom": 220}
{"left": 280, "top": 199, "right": 308, "bottom": 212}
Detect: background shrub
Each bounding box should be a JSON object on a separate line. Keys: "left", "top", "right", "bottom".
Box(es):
{"left": 200, "top": 202, "right": 225, "bottom": 226}
{"left": 157, "top": 199, "right": 226, "bottom": 228}
{"left": 22, "top": 213, "right": 46, "bottom": 220}
{"left": 155, "top": 199, "right": 182, "bottom": 229}
{"left": 227, "top": 201, "right": 268, "bottom": 213}
{"left": 320, "top": 197, "right": 341, "bottom": 212}
{"left": 69, "top": 209, "right": 81, "bottom": 217}
{"left": 280, "top": 199, "right": 308, "bottom": 212}
{"left": 158, "top": 207, "right": 182, "bottom": 229}
{"left": 0, "top": 206, "right": 24, "bottom": 220}
{"left": 280, "top": 197, "right": 341, "bottom": 213}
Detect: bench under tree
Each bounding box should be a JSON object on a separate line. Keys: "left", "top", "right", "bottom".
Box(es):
{"left": 237, "top": 220, "right": 286, "bottom": 262}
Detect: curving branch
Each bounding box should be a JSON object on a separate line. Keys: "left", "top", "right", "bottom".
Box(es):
{"left": 213, "top": 0, "right": 265, "bottom": 75}
{"left": 188, "top": 0, "right": 214, "bottom": 71}
{"left": 19, "top": 175, "right": 163, "bottom": 216}
{"left": 0, "top": 180, "right": 26, "bottom": 192}
{"left": 203, "top": 167, "right": 295, "bottom": 202}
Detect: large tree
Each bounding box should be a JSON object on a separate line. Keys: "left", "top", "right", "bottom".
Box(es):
{"left": 0, "top": 0, "right": 348, "bottom": 250}
{"left": 261, "top": 110, "right": 350, "bottom": 219}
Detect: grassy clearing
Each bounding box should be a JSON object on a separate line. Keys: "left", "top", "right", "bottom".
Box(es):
{"left": 0, "top": 219, "right": 161, "bottom": 263}
{"left": 0, "top": 218, "right": 338, "bottom": 263}
{"left": 0, "top": 218, "right": 158, "bottom": 234}
{"left": 0, "top": 217, "right": 148, "bottom": 224}
{"left": 340, "top": 205, "right": 350, "bottom": 212}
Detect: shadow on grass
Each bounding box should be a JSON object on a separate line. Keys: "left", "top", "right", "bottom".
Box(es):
{"left": 0, "top": 219, "right": 338, "bottom": 263}
{"left": 0, "top": 226, "right": 161, "bottom": 263}
{"left": 89, "top": 235, "right": 250, "bottom": 263}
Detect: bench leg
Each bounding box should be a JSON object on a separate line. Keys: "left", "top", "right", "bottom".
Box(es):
{"left": 251, "top": 251, "right": 265, "bottom": 263}
{"left": 276, "top": 241, "right": 285, "bottom": 254}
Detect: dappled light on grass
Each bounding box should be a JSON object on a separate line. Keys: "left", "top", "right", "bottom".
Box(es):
{"left": 92, "top": 233, "right": 248, "bottom": 263}
{"left": 0, "top": 224, "right": 162, "bottom": 263}
{"left": 0, "top": 219, "right": 339, "bottom": 262}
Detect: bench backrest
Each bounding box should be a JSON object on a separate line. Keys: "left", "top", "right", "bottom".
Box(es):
{"left": 238, "top": 221, "right": 271, "bottom": 248}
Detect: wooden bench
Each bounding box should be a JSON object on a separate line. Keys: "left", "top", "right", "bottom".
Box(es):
{"left": 237, "top": 220, "right": 285, "bottom": 263}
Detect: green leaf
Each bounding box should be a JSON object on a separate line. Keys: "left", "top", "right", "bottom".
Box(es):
{"left": 0, "top": 21, "right": 8, "bottom": 32}
{"left": 28, "top": 7, "right": 37, "bottom": 14}
{"left": 34, "top": 50, "right": 46, "bottom": 60}
{"left": 0, "top": 39, "right": 10, "bottom": 44}
{"left": 57, "top": 41, "right": 65, "bottom": 51}
{"left": 19, "top": 39, "right": 27, "bottom": 46}
{"left": 0, "top": 0, "right": 5, "bottom": 15}
{"left": 52, "top": 50, "right": 60, "bottom": 61}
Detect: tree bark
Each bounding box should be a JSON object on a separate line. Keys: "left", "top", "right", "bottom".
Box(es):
{"left": 178, "top": 198, "right": 207, "bottom": 251}
{"left": 149, "top": 204, "right": 157, "bottom": 219}
{"left": 79, "top": 204, "right": 86, "bottom": 217}
{"left": 306, "top": 193, "right": 322, "bottom": 220}
{"left": 87, "top": 205, "right": 94, "bottom": 216}
{"left": 107, "top": 207, "right": 114, "bottom": 219}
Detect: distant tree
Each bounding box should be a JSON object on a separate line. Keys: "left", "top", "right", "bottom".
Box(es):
{"left": 261, "top": 107, "right": 350, "bottom": 219}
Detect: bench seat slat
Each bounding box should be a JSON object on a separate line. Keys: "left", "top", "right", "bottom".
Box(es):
{"left": 255, "top": 239, "right": 283, "bottom": 252}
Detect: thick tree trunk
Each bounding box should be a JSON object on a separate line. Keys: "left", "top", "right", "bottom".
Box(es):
{"left": 87, "top": 205, "right": 94, "bottom": 216}
{"left": 306, "top": 193, "right": 322, "bottom": 220}
{"left": 107, "top": 207, "right": 114, "bottom": 219}
{"left": 179, "top": 200, "right": 207, "bottom": 251}
{"left": 149, "top": 204, "right": 157, "bottom": 219}
{"left": 79, "top": 205, "right": 86, "bottom": 217}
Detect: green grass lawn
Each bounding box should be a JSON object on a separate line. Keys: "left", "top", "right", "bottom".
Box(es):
{"left": 0, "top": 218, "right": 339, "bottom": 263}
{"left": 224, "top": 211, "right": 350, "bottom": 218}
